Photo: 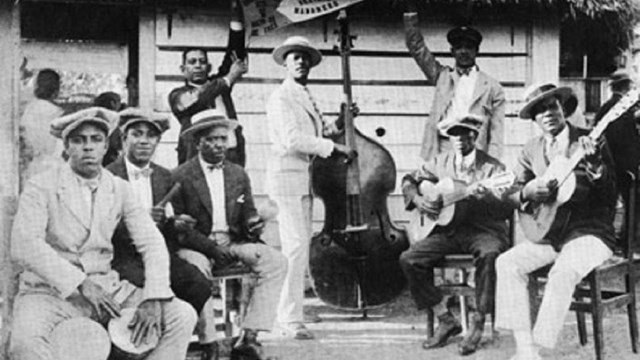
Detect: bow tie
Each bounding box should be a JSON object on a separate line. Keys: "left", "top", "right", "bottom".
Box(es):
{"left": 80, "top": 178, "right": 100, "bottom": 192}
{"left": 456, "top": 67, "right": 474, "bottom": 76}
{"left": 206, "top": 162, "right": 224, "bottom": 171}
{"left": 131, "top": 168, "right": 153, "bottom": 180}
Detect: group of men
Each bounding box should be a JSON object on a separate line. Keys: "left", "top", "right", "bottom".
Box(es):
{"left": 9, "top": 1, "right": 639, "bottom": 360}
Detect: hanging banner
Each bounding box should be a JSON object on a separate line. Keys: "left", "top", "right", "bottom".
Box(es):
{"left": 240, "top": 0, "right": 363, "bottom": 36}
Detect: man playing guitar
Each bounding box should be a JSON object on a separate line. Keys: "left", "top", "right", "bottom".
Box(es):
{"left": 495, "top": 83, "right": 617, "bottom": 360}
{"left": 400, "top": 114, "right": 513, "bottom": 356}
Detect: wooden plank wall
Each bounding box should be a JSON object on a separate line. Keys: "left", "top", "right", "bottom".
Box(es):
{"left": 144, "top": 7, "right": 559, "bottom": 245}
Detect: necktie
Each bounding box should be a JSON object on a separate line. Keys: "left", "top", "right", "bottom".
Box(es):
{"left": 547, "top": 137, "right": 560, "bottom": 161}
{"left": 131, "top": 168, "right": 153, "bottom": 180}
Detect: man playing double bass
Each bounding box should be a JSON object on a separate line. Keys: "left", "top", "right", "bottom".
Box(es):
{"left": 265, "top": 36, "right": 355, "bottom": 340}
{"left": 400, "top": 114, "right": 512, "bottom": 356}
{"left": 495, "top": 83, "right": 617, "bottom": 360}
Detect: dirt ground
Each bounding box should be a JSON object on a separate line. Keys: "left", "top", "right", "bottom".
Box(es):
{"left": 249, "top": 290, "right": 638, "bottom": 360}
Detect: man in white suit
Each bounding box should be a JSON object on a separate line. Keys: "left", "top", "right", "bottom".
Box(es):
{"left": 266, "top": 36, "right": 354, "bottom": 340}
{"left": 10, "top": 107, "right": 197, "bottom": 360}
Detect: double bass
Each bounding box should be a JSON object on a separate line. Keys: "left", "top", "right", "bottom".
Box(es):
{"left": 309, "top": 10, "right": 410, "bottom": 312}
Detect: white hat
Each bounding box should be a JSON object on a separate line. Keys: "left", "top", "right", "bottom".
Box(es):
{"left": 50, "top": 107, "right": 119, "bottom": 140}
{"left": 519, "top": 83, "right": 577, "bottom": 120}
{"left": 180, "top": 108, "right": 237, "bottom": 139}
{"left": 272, "top": 36, "right": 322, "bottom": 67}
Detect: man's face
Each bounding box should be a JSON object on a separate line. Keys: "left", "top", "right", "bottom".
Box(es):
{"left": 284, "top": 51, "right": 311, "bottom": 82}
{"left": 196, "top": 125, "right": 229, "bottom": 164}
{"left": 451, "top": 41, "right": 478, "bottom": 68}
{"left": 449, "top": 127, "right": 477, "bottom": 156}
{"left": 532, "top": 97, "right": 567, "bottom": 136}
{"left": 65, "top": 123, "right": 108, "bottom": 178}
{"left": 181, "top": 50, "right": 211, "bottom": 85}
{"left": 122, "top": 122, "right": 160, "bottom": 166}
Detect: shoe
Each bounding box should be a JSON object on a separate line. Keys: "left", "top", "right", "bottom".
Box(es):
{"left": 231, "top": 329, "right": 264, "bottom": 360}
{"left": 422, "top": 312, "right": 462, "bottom": 350}
{"left": 280, "top": 322, "right": 315, "bottom": 340}
{"left": 458, "top": 313, "right": 485, "bottom": 356}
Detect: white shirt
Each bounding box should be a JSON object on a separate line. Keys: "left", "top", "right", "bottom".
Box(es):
{"left": 438, "top": 66, "right": 480, "bottom": 134}
{"left": 454, "top": 149, "right": 477, "bottom": 182}
{"left": 74, "top": 172, "right": 101, "bottom": 225}
{"left": 545, "top": 124, "right": 570, "bottom": 160}
{"left": 125, "top": 158, "right": 154, "bottom": 210}
{"left": 198, "top": 155, "right": 229, "bottom": 234}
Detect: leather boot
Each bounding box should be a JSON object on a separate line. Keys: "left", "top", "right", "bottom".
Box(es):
{"left": 422, "top": 312, "right": 462, "bottom": 350}
{"left": 458, "top": 313, "right": 486, "bottom": 356}
{"left": 231, "top": 329, "right": 263, "bottom": 360}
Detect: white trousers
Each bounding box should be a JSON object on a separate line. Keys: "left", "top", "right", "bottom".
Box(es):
{"left": 495, "top": 236, "right": 613, "bottom": 348}
{"left": 273, "top": 194, "right": 313, "bottom": 324}
{"left": 11, "top": 289, "right": 197, "bottom": 360}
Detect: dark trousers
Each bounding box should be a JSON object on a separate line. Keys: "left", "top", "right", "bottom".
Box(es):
{"left": 113, "top": 253, "right": 211, "bottom": 313}
{"left": 399, "top": 228, "right": 507, "bottom": 315}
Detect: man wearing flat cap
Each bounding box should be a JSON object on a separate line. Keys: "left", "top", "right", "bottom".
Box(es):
{"left": 594, "top": 70, "right": 640, "bottom": 252}
{"left": 10, "top": 107, "right": 197, "bottom": 360}
{"left": 495, "top": 83, "right": 617, "bottom": 360}
{"left": 106, "top": 108, "right": 220, "bottom": 359}
{"left": 404, "top": 0, "right": 505, "bottom": 162}
{"left": 266, "top": 35, "right": 356, "bottom": 340}
{"left": 399, "top": 113, "right": 512, "bottom": 355}
{"left": 171, "top": 108, "right": 287, "bottom": 360}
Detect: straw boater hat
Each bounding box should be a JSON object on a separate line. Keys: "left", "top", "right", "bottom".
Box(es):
{"left": 118, "top": 108, "right": 170, "bottom": 134}
{"left": 180, "top": 108, "right": 237, "bottom": 139}
{"left": 50, "top": 107, "right": 119, "bottom": 140}
{"left": 272, "top": 36, "right": 322, "bottom": 67}
{"left": 445, "top": 114, "right": 484, "bottom": 136}
{"left": 518, "top": 83, "right": 578, "bottom": 120}
{"left": 447, "top": 26, "right": 483, "bottom": 47}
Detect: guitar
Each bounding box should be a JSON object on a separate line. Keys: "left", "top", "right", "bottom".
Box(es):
{"left": 407, "top": 171, "right": 516, "bottom": 243}
{"left": 519, "top": 89, "right": 640, "bottom": 243}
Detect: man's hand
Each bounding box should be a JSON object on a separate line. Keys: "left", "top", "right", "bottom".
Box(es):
{"left": 210, "top": 245, "right": 235, "bottom": 268}
{"left": 521, "top": 178, "right": 558, "bottom": 203}
{"left": 174, "top": 214, "right": 197, "bottom": 233}
{"left": 578, "top": 136, "right": 603, "bottom": 169}
{"left": 246, "top": 215, "right": 265, "bottom": 240}
{"left": 413, "top": 194, "right": 443, "bottom": 219}
{"left": 78, "top": 278, "right": 121, "bottom": 322}
{"left": 226, "top": 54, "right": 248, "bottom": 85}
{"left": 333, "top": 143, "right": 357, "bottom": 164}
{"left": 468, "top": 183, "right": 489, "bottom": 199}
{"left": 149, "top": 206, "right": 166, "bottom": 224}
{"left": 129, "top": 299, "right": 163, "bottom": 347}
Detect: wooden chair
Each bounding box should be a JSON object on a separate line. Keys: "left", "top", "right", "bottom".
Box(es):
{"left": 527, "top": 171, "right": 639, "bottom": 360}
{"left": 425, "top": 213, "right": 516, "bottom": 337}
{"left": 211, "top": 264, "right": 255, "bottom": 337}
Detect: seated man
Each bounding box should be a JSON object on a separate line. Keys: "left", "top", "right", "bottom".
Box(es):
{"left": 106, "top": 108, "right": 218, "bottom": 359}
{"left": 171, "top": 108, "right": 287, "bottom": 360}
{"left": 10, "top": 107, "right": 197, "bottom": 360}
{"left": 495, "top": 83, "right": 617, "bottom": 360}
{"left": 399, "top": 114, "right": 512, "bottom": 356}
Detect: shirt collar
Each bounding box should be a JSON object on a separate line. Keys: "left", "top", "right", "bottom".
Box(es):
{"left": 456, "top": 65, "right": 478, "bottom": 77}
{"left": 199, "top": 155, "right": 224, "bottom": 172}
{"left": 75, "top": 171, "right": 102, "bottom": 191}
{"left": 125, "top": 157, "right": 151, "bottom": 175}
{"left": 460, "top": 148, "right": 477, "bottom": 168}
{"left": 546, "top": 124, "right": 569, "bottom": 144}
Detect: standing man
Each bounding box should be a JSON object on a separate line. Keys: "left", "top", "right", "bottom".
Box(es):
{"left": 404, "top": 0, "right": 505, "bottom": 161}
{"left": 169, "top": 0, "right": 248, "bottom": 166}
{"left": 495, "top": 84, "right": 617, "bottom": 360}
{"left": 172, "top": 108, "right": 287, "bottom": 360}
{"left": 266, "top": 36, "right": 354, "bottom": 340}
{"left": 106, "top": 108, "right": 218, "bottom": 360}
{"left": 399, "top": 114, "right": 512, "bottom": 356}
{"left": 10, "top": 107, "right": 197, "bottom": 360}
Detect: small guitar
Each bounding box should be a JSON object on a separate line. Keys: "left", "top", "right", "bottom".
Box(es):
{"left": 519, "top": 89, "right": 640, "bottom": 243}
{"left": 407, "top": 171, "right": 516, "bottom": 243}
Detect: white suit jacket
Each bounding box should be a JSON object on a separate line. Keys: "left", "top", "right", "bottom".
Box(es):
{"left": 265, "top": 78, "right": 334, "bottom": 196}
{"left": 11, "top": 164, "right": 173, "bottom": 301}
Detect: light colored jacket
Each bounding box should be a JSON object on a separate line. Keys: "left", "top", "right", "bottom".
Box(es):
{"left": 265, "top": 78, "right": 334, "bottom": 196}
{"left": 404, "top": 13, "right": 506, "bottom": 161}
{"left": 11, "top": 164, "right": 173, "bottom": 301}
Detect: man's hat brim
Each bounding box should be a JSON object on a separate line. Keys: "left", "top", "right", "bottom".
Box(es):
{"left": 519, "top": 87, "right": 577, "bottom": 120}
{"left": 180, "top": 118, "right": 238, "bottom": 139}
{"left": 272, "top": 44, "right": 322, "bottom": 67}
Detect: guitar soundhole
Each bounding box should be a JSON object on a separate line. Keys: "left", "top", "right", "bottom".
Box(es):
{"left": 375, "top": 127, "right": 386, "bottom": 137}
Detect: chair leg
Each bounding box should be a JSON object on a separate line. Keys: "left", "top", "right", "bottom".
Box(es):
{"left": 626, "top": 274, "right": 639, "bottom": 353}
{"left": 576, "top": 309, "right": 588, "bottom": 346}
{"left": 590, "top": 276, "right": 604, "bottom": 360}
{"left": 426, "top": 307, "right": 435, "bottom": 338}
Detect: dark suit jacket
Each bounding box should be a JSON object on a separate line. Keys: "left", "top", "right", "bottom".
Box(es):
{"left": 595, "top": 93, "right": 640, "bottom": 204}
{"left": 509, "top": 123, "right": 617, "bottom": 250}
{"left": 402, "top": 149, "right": 512, "bottom": 242}
{"left": 169, "top": 26, "right": 246, "bottom": 166}
{"left": 171, "top": 157, "right": 258, "bottom": 259}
